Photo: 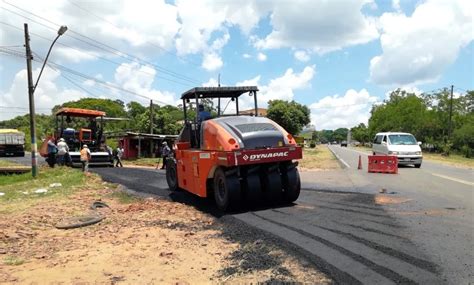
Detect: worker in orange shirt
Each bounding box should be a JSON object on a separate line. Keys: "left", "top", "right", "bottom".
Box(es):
{"left": 80, "top": 145, "right": 91, "bottom": 172}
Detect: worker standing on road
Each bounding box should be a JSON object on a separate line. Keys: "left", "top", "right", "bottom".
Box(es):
{"left": 160, "top": 141, "right": 171, "bottom": 169}
{"left": 46, "top": 138, "right": 57, "bottom": 168}
{"left": 80, "top": 145, "right": 91, "bottom": 172}
{"left": 56, "top": 138, "right": 69, "bottom": 166}
{"left": 115, "top": 145, "right": 124, "bottom": 167}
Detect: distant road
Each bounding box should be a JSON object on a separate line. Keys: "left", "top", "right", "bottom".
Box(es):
{"left": 328, "top": 145, "right": 474, "bottom": 283}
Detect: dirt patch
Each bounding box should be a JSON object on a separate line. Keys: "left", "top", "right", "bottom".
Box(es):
{"left": 375, "top": 195, "right": 413, "bottom": 205}
{"left": 0, "top": 183, "right": 329, "bottom": 283}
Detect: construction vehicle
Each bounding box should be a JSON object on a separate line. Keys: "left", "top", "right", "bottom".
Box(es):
{"left": 0, "top": 129, "right": 25, "bottom": 157}
{"left": 40, "top": 107, "right": 113, "bottom": 166}
{"left": 166, "top": 86, "right": 302, "bottom": 211}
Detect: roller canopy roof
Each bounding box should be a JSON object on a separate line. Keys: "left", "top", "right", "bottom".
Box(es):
{"left": 55, "top": 107, "right": 106, "bottom": 118}
{"left": 180, "top": 86, "right": 258, "bottom": 100}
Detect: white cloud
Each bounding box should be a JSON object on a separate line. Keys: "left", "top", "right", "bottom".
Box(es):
{"left": 232, "top": 65, "right": 315, "bottom": 113}
{"left": 392, "top": 0, "right": 401, "bottom": 11}
{"left": 257, "top": 52, "right": 267, "bottom": 61}
{"left": 384, "top": 86, "right": 423, "bottom": 100}
{"left": 201, "top": 52, "right": 223, "bottom": 71}
{"left": 202, "top": 77, "right": 219, "bottom": 87}
{"left": 0, "top": 0, "right": 181, "bottom": 63}
{"left": 242, "top": 53, "right": 252, "bottom": 59}
{"left": 0, "top": 67, "right": 86, "bottom": 120}
{"left": 370, "top": 0, "right": 473, "bottom": 86}
{"left": 310, "top": 89, "right": 378, "bottom": 130}
{"left": 254, "top": 0, "right": 379, "bottom": 54}
{"left": 114, "top": 62, "right": 176, "bottom": 105}
{"left": 294, "top": 50, "right": 310, "bottom": 62}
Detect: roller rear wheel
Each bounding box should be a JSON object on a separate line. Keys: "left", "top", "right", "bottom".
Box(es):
{"left": 243, "top": 172, "right": 262, "bottom": 206}
{"left": 261, "top": 167, "right": 282, "bottom": 204}
{"left": 282, "top": 167, "right": 300, "bottom": 203}
{"left": 214, "top": 168, "right": 241, "bottom": 211}
{"left": 166, "top": 159, "right": 179, "bottom": 191}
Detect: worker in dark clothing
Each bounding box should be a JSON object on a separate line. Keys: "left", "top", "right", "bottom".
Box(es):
{"left": 46, "top": 138, "right": 57, "bottom": 168}
{"left": 198, "top": 104, "right": 211, "bottom": 122}
{"left": 160, "top": 141, "right": 171, "bottom": 169}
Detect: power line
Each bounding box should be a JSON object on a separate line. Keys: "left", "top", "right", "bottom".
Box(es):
{"left": 66, "top": 0, "right": 201, "bottom": 67}
{"left": 1, "top": 1, "right": 202, "bottom": 85}
{"left": 1, "top": 47, "right": 170, "bottom": 105}
{"left": 0, "top": 19, "right": 195, "bottom": 88}
{"left": 0, "top": 106, "right": 50, "bottom": 110}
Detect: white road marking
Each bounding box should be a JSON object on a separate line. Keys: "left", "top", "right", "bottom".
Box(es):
{"left": 431, "top": 173, "right": 474, "bottom": 186}
{"left": 327, "top": 146, "right": 351, "bottom": 168}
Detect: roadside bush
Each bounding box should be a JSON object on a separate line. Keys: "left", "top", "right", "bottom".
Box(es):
{"left": 461, "top": 145, "right": 472, "bottom": 158}
{"left": 309, "top": 141, "right": 316, "bottom": 148}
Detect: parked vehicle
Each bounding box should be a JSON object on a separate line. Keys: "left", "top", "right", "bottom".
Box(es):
{"left": 341, "top": 141, "right": 348, "bottom": 147}
{"left": 166, "top": 86, "right": 302, "bottom": 211}
{"left": 0, "top": 129, "right": 25, "bottom": 157}
{"left": 372, "top": 132, "right": 422, "bottom": 168}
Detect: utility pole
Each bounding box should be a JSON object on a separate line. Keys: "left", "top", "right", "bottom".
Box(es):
{"left": 149, "top": 99, "right": 153, "bottom": 156}
{"left": 448, "top": 85, "right": 454, "bottom": 140}
{"left": 24, "top": 23, "right": 38, "bottom": 178}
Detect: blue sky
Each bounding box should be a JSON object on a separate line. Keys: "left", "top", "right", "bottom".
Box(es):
{"left": 0, "top": 0, "right": 472, "bottom": 130}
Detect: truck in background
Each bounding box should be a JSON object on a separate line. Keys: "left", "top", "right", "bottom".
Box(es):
{"left": 0, "top": 129, "right": 25, "bottom": 157}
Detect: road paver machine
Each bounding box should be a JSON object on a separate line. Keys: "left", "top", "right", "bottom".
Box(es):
{"left": 40, "top": 107, "right": 113, "bottom": 166}
{"left": 166, "top": 86, "right": 302, "bottom": 210}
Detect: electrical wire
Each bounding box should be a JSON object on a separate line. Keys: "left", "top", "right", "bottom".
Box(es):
{"left": 0, "top": 47, "right": 168, "bottom": 106}
{"left": 1, "top": 2, "right": 202, "bottom": 85}
{"left": 66, "top": 0, "right": 201, "bottom": 67}
{"left": 0, "top": 21, "right": 195, "bottom": 88}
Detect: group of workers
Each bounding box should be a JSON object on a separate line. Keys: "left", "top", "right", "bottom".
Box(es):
{"left": 46, "top": 137, "right": 125, "bottom": 172}
{"left": 46, "top": 137, "right": 171, "bottom": 172}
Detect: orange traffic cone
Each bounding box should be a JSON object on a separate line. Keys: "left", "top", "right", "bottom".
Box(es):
{"left": 357, "top": 155, "right": 362, "bottom": 170}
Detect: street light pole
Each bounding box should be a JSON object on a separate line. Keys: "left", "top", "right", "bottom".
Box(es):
{"left": 448, "top": 85, "right": 454, "bottom": 140}
{"left": 24, "top": 23, "right": 37, "bottom": 177}
{"left": 24, "top": 23, "right": 67, "bottom": 178}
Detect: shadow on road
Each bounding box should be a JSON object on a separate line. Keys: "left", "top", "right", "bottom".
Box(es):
{"left": 91, "top": 167, "right": 296, "bottom": 218}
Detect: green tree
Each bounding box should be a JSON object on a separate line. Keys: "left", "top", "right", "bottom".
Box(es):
{"left": 350, "top": 123, "right": 370, "bottom": 143}
{"left": 368, "top": 89, "right": 427, "bottom": 139}
{"left": 53, "top": 98, "right": 127, "bottom": 118}
{"left": 267, "top": 100, "right": 310, "bottom": 135}
{"left": 333, "top": 128, "right": 348, "bottom": 142}
{"left": 319, "top": 130, "right": 334, "bottom": 143}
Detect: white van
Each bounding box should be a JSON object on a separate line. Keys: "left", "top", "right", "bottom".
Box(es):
{"left": 372, "top": 132, "right": 423, "bottom": 168}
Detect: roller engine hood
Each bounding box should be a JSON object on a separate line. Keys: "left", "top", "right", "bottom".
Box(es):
{"left": 211, "top": 116, "right": 287, "bottom": 149}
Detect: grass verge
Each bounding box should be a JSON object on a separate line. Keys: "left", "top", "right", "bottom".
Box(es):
{"left": 0, "top": 166, "right": 109, "bottom": 214}
{"left": 422, "top": 153, "right": 474, "bottom": 168}
{"left": 123, "top": 157, "right": 160, "bottom": 167}
{"left": 300, "top": 146, "right": 340, "bottom": 170}
{"left": 3, "top": 256, "right": 25, "bottom": 266}
{"left": 109, "top": 190, "right": 142, "bottom": 204}
{"left": 0, "top": 159, "right": 22, "bottom": 167}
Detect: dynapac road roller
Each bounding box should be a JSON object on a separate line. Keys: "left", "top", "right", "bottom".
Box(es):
{"left": 166, "top": 86, "right": 302, "bottom": 211}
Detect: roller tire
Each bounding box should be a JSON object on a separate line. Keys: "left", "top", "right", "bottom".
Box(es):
{"left": 261, "top": 169, "right": 282, "bottom": 204}
{"left": 166, "top": 159, "right": 180, "bottom": 191}
{"left": 243, "top": 173, "right": 262, "bottom": 206}
{"left": 214, "top": 168, "right": 241, "bottom": 211}
{"left": 414, "top": 163, "right": 422, "bottom": 168}
{"left": 282, "top": 167, "right": 301, "bottom": 203}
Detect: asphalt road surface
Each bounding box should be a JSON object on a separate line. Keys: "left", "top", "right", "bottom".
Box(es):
{"left": 326, "top": 145, "right": 473, "bottom": 284}
{"left": 3, "top": 149, "right": 472, "bottom": 284}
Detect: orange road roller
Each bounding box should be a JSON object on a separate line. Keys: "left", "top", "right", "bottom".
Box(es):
{"left": 166, "top": 86, "right": 302, "bottom": 211}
